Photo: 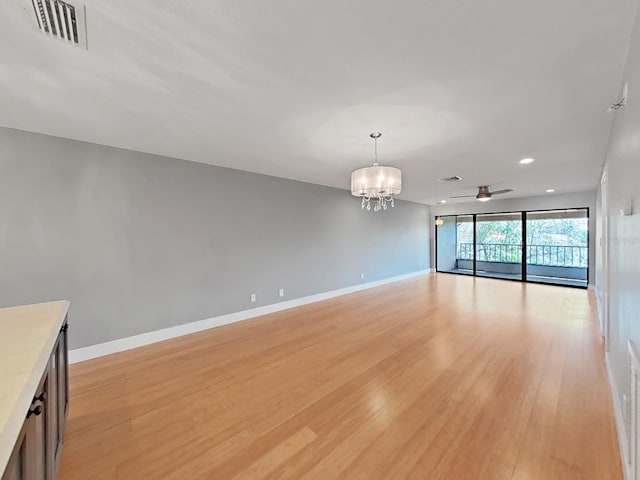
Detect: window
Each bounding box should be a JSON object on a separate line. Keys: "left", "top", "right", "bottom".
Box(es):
{"left": 435, "top": 208, "right": 589, "bottom": 288}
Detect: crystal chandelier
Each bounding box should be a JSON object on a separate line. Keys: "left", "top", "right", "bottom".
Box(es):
{"left": 351, "top": 132, "right": 402, "bottom": 212}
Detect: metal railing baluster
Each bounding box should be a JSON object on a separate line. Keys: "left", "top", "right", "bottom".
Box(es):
{"left": 456, "top": 243, "right": 587, "bottom": 267}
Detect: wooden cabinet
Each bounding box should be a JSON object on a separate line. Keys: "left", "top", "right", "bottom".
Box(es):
{"left": 1, "top": 318, "right": 69, "bottom": 480}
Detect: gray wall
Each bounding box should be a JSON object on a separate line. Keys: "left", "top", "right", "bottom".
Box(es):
{"left": 430, "top": 191, "right": 597, "bottom": 285}
{"left": 597, "top": 0, "right": 640, "bottom": 440}
{"left": 0, "top": 127, "right": 430, "bottom": 349}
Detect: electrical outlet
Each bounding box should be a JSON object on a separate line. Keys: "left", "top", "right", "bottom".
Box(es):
{"left": 360, "top": 272, "right": 365, "bottom": 280}
{"left": 250, "top": 293, "right": 257, "bottom": 303}
{"left": 279, "top": 288, "right": 285, "bottom": 298}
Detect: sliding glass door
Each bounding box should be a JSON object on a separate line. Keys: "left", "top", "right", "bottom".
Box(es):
{"left": 525, "top": 209, "right": 589, "bottom": 287}
{"left": 435, "top": 215, "right": 474, "bottom": 275}
{"left": 435, "top": 208, "right": 589, "bottom": 288}
{"left": 475, "top": 212, "right": 523, "bottom": 281}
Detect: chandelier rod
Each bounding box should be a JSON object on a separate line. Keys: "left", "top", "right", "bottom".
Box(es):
{"left": 374, "top": 136, "right": 378, "bottom": 165}
{"left": 370, "top": 132, "right": 381, "bottom": 166}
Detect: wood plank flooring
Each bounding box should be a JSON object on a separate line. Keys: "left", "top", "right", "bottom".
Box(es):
{"left": 58, "top": 274, "right": 622, "bottom": 479}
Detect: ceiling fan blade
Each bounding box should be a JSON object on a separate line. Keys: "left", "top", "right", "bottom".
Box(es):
{"left": 449, "top": 195, "right": 476, "bottom": 198}
{"left": 490, "top": 189, "right": 513, "bottom": 195}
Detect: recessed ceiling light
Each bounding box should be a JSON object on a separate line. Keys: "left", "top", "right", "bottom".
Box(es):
{"left": 437, "top": 200, "right": 447, "bottom": 204}
{"left": 546, "top": 189, "right": 555, "bottom": 193}
{"left": 519, "top": 158, "right": 535, "bottom": 165}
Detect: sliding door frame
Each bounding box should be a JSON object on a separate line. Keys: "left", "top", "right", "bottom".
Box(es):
{"left": 472, "top": 213, "right": 477, "bottom": 276}
{"left": 522, "top": 211, "right": 527, "bottom": 282}
{"left": 434, "top": 207, "right": 590, "bottom": 289}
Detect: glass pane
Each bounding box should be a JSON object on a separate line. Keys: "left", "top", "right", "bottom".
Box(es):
{"left": 436, "top": 216, "right": 457, "bottom": 273}
{"left": 475, "top": 212, "right": 523, "bottom": 280}
{"left": 455, "top": 215, "right": 474, "bottom": 275}
{"left": 526, "top": 209, "right": 588, "bottom": 287}
{"left": 436, "top": 215, "right": 474, "bottom": 275}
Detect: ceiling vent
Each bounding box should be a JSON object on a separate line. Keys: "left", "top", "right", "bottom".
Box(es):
{"left": 28, "top": 0, "right": 87, "bottom": 48}
{"left": 439, "top": 176, "right": 462, "bottom": 182}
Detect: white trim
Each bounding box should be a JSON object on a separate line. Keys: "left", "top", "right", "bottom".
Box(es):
{"left": 607, "top": 353, "right": 632, "bottom": 480}
{"left": 69, "top": 270, "right": 431, "bottom": 363}
{"left": 588, "top": 283, "right": 596, "bottom": 291}
{"left": 595, "top": 288, "right": 605, "bottom": 336}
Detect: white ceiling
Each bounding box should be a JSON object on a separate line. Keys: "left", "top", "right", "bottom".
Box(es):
{"left": 0, "top": 0, "right": 636, "bottom": 204}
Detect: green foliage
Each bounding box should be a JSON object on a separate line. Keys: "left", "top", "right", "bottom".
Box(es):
{"left": 457, "top": 217, "right": 588, "bottom": 246}
{"left": 453, "top": 216, "right": 588, "bottom": 267}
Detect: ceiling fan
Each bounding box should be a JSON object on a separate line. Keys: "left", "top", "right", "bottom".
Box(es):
{"left": 450, "top": 185, "right": 513, "bottom": 202}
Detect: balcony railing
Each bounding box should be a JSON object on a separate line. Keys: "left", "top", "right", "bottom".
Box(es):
{"left": 457, "top": 243, "right": 588, "bottom": 268}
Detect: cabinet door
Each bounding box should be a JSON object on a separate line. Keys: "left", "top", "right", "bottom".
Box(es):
{"left": 45, "top": 348, "right": 58, "bottom": 480}
{"left": 57, "top": 321, "right": 69, "bottom": 438}
{"left": 47, "top": 321, "right": 68, "bottom": 478}
{"left": 2, "top": 394, "right": 45, "bottom": 480}
{"left": 1, "top": 424, "right": 28, "bottom": 480}
{"left": 31, "top": 373, "right": 48, "bottom": 480}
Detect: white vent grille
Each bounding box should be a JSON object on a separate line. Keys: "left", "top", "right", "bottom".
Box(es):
{"left": 29, "top": 0, "right": 87, "bottom": 47}
{"left": 629, "top": 341, "right": 640, "bottom": 480}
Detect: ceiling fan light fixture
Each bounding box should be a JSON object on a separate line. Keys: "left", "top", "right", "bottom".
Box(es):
{"left": 476, "top": 185, "right": 492, "bottom": 201}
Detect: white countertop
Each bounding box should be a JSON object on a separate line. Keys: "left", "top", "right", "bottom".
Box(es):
{"left": 0, "top": 300, "right": 70, "bottom": 473}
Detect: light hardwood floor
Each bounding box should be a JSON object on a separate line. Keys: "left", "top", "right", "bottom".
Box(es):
{"left": 59, "top": 274, "right": 622, "bottom": 479}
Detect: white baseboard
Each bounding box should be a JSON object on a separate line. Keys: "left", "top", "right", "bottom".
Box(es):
{"left": 606, "top": 353, "right": 631, "bottom": 480}
{"left": 69, "top": 269, "right": 431, "bottom": 364}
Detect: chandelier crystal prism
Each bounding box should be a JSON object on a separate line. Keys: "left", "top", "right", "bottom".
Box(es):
{"left": 351, "top": 132, "right": 402, "bottom": 212}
